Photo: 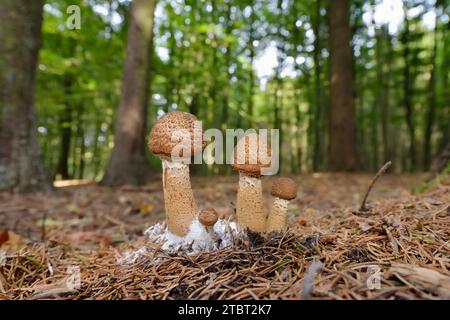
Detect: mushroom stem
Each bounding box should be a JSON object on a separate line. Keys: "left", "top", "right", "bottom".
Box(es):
{"left": 161, "top": 159, "right": 198, "bottom": 237}
{"left": 266, "top": 197, "right": 290, "bottom": 232}
{"left": 236, "top": 172, "right": 266, "bottom": 233}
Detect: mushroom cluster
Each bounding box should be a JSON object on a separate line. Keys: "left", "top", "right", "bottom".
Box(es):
{"left": 231, "top": 133, "right": 297, "bottom": 235}
{"left": 147, "top": 111, "right": 237, "bottom": 252}
{"left": 145, "top": 111, "right": 298, "bottom": 254}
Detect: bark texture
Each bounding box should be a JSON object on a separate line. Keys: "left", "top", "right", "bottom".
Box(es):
{"left": 102, "top": 0, "right": 157, "bottom": 186}
{"left": 0, "top": 0, "right": 51, "bottom": 192}
{"left": 328, "top": 0, "right": 359, "bottom": 171}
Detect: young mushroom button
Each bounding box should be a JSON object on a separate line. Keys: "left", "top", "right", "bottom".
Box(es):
{"left": 148, "top": 111, "right": 205, "bottom": 237}
{"left": 199, "top": 207, "right": 219, "bottom": 232}
{"left": 266, "top": 177, "right": 297, "bottom": 233}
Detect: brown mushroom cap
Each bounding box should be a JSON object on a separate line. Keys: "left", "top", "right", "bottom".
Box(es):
{"left": 148, "top": 111, "right": 205, "bottom": 159}
{"left": 271, "top": 177, "right": 297, "bottom": 200}
{"left": 199, "top": 207, "right": 218, "bottom": 227}
{"left": 231, "top": 132, "right": 272, "bottom": 177}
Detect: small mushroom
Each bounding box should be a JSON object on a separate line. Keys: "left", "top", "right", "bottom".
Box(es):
{"left": 148, "top": 111, "right": 204, "bottom": 237}
{"left": 266, "top": 177, "right": 297, "bottom": 233}
{"left": 231, "top": 132, "right": 271, "bottom": 233}
{"left": 199, "top": 207, "right": 219, "bottom": 233}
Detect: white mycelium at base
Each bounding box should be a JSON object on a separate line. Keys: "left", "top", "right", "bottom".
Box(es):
{"left": 117, "top": 218, "right": 239, "bottom": 265}
{"left": 117, "top": 247, "right": 150, "bottom": 266}
{"left": 147, "top": 218, "right": 239, "bottom": 252}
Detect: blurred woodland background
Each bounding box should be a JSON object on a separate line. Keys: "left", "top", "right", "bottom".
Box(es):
{"left": 0, "top": 0, "right": 449, "bottom": 191}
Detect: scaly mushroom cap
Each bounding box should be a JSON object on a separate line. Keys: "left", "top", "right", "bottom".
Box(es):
{"left": 231, "top": 132, "right": 272, "bottom": 177}
{"left": 271, "top": 177, "right": 297, "bottom": 200}
{"left": 199, "top": 207, "right": 218, "bottom": 227}
{"left": 148, "top": 111, "right": 205, "bottom": 160}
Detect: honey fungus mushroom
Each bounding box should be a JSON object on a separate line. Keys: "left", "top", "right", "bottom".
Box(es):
{"left": 266, "top": 177, "right": 297, "bottom": 233}
{"left": 231, "top": 132, "right": 272, "bottom": 233}
{"left": 148, "top": 111, "right": 204, "bottom": 237}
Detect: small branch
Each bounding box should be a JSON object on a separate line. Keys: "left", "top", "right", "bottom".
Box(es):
{"left": 41, "top": 211, "right": 47, "bottom": 243}
{"left": 359, "top": 161, "right": 392, "bottom": 212}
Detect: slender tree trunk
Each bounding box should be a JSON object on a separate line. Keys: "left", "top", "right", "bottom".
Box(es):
{"left": 247, "top": 5, "right": 256, "bottom": 128}
{"left": 74, "top": 103, "right": 85, "bottom": 179}
{"left": 291, "top": 1, "right": 304, "bottom": 173}
{"left": 370, "top": 14, "right": 382, "bottom": 171}
{"left": 164, "top": 5, "right": 176, "bottom": 113}
{"left": 379, "top": 25, "right": 393, "bottom": 166}
{"left": 189, "top": 93, "right": 199, "bottom": 116}
{"left": 208, "top": 2, "right": 218, "bottom": 130}
{"left": 0, "top": 0, "right": 51, "bottom": 192}
{"left": 56, "top": 75, "right": 74, "bottom": 179}
{"left": 441, "top": 21, "right": 450, "bottom": 150}
{"left": 92, "top": 113, "right": 102, "bottom": 179}
{"left": 401, "top": 5, "right": 417, "bottom": 172}
{"left": 313, "top": 0, "right": 323, "bottom": 171}
{"left": 273, "top": 76, "right": 283, "bottom": 172}
{"left": 328, "top": 0, "right": 359, "bottom": 171}
{"left": 78, "top": 135, "right": 86, "bottom": 179}
{"left": 176, "top": 39, "right": 185, "bottom": 109}
{"left": 423, "top": 14, "right": 438, "bottom": 170}
{"left": 273, "top": 0, "right": 284, "bottom": 173}
{"left": 102, "top": 0, "right": 157, "bottom": 186}
{"left": 293, "top": 77, "right": 302, "bottom": 173}
{"left": 221, "top": 2, "right": 232, "bottom": 131}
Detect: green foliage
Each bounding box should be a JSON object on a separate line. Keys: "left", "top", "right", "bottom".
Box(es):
{"left": 35, "top": 0, "right": 450, "bottom": 180}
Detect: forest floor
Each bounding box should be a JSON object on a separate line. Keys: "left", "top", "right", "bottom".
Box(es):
{"left": 0, "top": 173, "right": 449, "bottom": 300}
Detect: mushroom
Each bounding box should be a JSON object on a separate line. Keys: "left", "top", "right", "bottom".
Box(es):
{"left": 199, "top": 207, "right": 219, "bottom": 234}
{"left": 148, "top": 111, "right": 204, "bottom": 237}
{"left": 266, "top": 177, "right": 297, "bottom": 233}
{"left": 231, "top": 132, "right": 271, "bottom": 233}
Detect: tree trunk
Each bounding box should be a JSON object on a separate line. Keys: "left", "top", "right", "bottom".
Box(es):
{"left": 313, "top": 0, "right": 323, "bottom": 171}
{"left": 247, "top": 5, "right": 256, "bottom": 128}
{"left": 0, "top": 0, "right": 51, "bottom": 192}
{"left": 441, "top": 21, "right": 450, "bottom": 150}
{"left": 273, "top": 0, "right": 284, "bottom": 173}
{"left": 221, "top": 2, "right": 232, "bottom": 131}
{"left": 74, "top": 103, "right": 85, "bottom": 179}
{"left": 379, "top": 25, "right": 393, "bottom": 167}
{"left": 101, "top": 0, "right": 157, "bottom": 186}
{"left": 328, "top": 0, "right": 359, "bottom": 171}
{"left": 56, "top": 75, "right": 74, "bottom": 180}
{"left": 92, "top": 113, "right": 102, "bottom": 179}
{"left": 291, "top": 1, "right": 304, "bottom": 173}
{"left": 401, "top": 5, "right": 417, "bottom": 172}
{"left": 423, "top": 13, "right": 438, "bottom": 171}
{"left": 164, "top": 4, "right": 176, "bottom": 113}
{"left": 370, "top": 12, "right": 383, "bottom": 172}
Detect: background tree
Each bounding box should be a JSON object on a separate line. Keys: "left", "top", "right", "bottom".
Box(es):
{"left": 0, "top": 0, "right": 51, "bottom": 192}
{"left": 102, "top": 0, "right": 157, "bottom": 186}
{"left": 328, "top": 0, "right": 359, "bottom": 171}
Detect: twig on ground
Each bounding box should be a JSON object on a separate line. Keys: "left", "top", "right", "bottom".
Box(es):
{"left": 41, "top": 212, "right": 47, "bottom": 243}
{"left": 389, "top": 263, "right": 450, "bottom": 299}
{"left": 359, "top": 161, "right": 392, "bottom": 212}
